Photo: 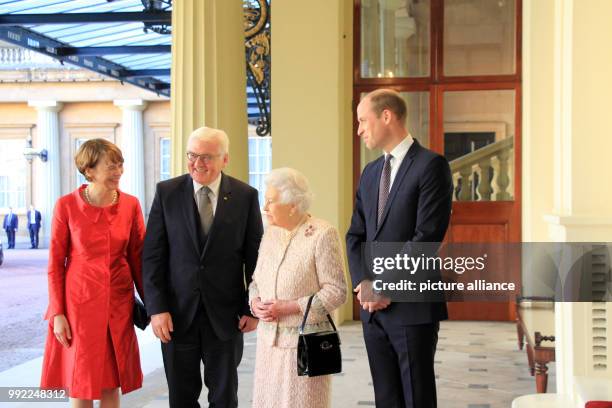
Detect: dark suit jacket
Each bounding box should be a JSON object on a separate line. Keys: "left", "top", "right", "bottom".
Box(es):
{"left": 27, "top": 210, "right": 41, "bottom": 228}
{"left": 143, "top": 173, "right": 263, "bottom": 340}
{"left": 346, "top": 139, "right": 453, "bottom": 326}
{"left": 3, "top": 213, "right": 18, "bottom": 231}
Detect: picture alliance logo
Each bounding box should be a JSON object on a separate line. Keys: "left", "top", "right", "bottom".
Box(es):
{"left": 371, "top": 253, "right": 489, "bottom": 275}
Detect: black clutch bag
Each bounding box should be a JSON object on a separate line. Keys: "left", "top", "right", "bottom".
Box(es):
{"left": 133, "top": 297, "right": 150, "bottom": 330}
{"left": 297, "top": 295, "right": 342, "bottom": 377}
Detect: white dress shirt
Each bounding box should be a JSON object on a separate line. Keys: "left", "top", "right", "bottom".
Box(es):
{"left": 193, "top": 173, "right": 222, "bottom": 216}
{"left": 29, "top": 210, "right": 36, "bottom": 224}
{"left": 384, "top": 135, "right": 414, "bottom": 189}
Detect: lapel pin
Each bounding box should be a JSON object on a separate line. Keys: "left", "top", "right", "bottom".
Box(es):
{"left": 224, "top": 196, "right": 228, "bottom": 201}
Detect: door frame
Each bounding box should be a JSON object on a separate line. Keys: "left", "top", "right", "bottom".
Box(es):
{"left": 351, "top": 0, "right": 523, "bottom": 320}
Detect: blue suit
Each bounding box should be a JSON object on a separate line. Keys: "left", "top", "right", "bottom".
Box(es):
{"left": 3, "top": 212, "right": 18, "bottom": 249}
{"left": 27, "top": 209, "right": 42, "bottom": 248}
{"left": 346, "top": 139, "right": 452, "bottom": 407}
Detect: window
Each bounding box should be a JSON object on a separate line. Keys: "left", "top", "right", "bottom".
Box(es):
{"left": 0, "top": 139, "right": 27, "bottom": 209}
{"left": 360, "top": 0, "right": 431, "bottom": 78}
{"left": 160, "top": 137, "right": 171, "bottom": 181}
{"left": 443, "top": 0, "right": 516, "bottom": 76}
{"left": 443, "top": 91, "right": 515, "bottom": 201}
{"left": 248, "top": 136, "right": 272, "bottom": 207}
{"left": 356, "top": 0, "right": 520, "bottom": 202}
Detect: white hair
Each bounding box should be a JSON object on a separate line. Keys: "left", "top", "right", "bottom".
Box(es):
{"left": 187, "top": 126, "right": 230, "bottom": 155}
{"left": 265, "top": 167, "right": 313, "bottom": 213}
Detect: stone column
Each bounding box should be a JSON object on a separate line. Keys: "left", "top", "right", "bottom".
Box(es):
{"left": 540, "top": 0, "right": 612, "bottom": 402}
{"left": 114, "top": 99, "right": 147, "bottom": 213}
{"left": 170, "top": 0, "right": 248, "bottom": 181}
{"left": 272, "top": 0, "right": 354, "bottom": 322}
{"left": 28, "top": 100, "right": 63, "bottom": 248}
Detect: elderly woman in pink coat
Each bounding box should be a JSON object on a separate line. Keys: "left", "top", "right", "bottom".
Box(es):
{"left": 249, "top": 167, "right": 347, "bottom": 408}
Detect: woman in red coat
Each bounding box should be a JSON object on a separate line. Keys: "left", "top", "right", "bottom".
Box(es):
{"left": 41, "top": 139, "right": 145, "bottom": 407}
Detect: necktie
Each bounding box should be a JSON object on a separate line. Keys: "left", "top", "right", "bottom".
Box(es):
{"left": 196, "top": 186, "right": 214, "bottom": 235}
{"left": 377, "top": 154, "right": 392, "bottom": 227}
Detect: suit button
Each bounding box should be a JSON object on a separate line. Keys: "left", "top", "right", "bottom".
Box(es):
{"left": 200, "top": 266, "right": 204, "bottom": 271}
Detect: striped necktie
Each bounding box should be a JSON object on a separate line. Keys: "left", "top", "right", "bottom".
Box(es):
{"left": 377, "top": 154, "right": 392, "bottom": 227}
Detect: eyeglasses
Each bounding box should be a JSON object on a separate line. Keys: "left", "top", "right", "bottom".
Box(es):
{"left": 186, "top": 152, "right": 221, "bottom": 163}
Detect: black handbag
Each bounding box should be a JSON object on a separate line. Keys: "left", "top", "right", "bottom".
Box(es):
{"left": 133, "top": 297, "right": 150, "bottom": 330}
{"left": 297, "top": 295, "right": 342, "bottom": 377}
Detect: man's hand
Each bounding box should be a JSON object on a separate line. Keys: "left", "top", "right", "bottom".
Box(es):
{"left": 151, "top": 312, "right": 173, "bottom": 343}
{"left": 361, "top": 298, "right": 391, "bottom": 313}
{"left": 238, "top": 315, "right": 258, "bottom": 333}
{"left": 354, "top": 283, "right": 363, "bottom": 303}
{"left": 354, "top": 281, "right": 391, "bottom": 312}
{"left": 53, "top": 314, "right": 72, "bottom": 348}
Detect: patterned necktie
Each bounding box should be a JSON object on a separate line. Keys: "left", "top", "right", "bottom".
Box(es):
{"left": 377, "top": 154, "right": 393, "bottom": 227}
{"left": 196, "top": 186, "right": 214, "bottom": 235}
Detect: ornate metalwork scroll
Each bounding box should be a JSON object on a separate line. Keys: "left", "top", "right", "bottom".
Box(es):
{"left": 244, "top": 0, "right": 271, "bottom": 136}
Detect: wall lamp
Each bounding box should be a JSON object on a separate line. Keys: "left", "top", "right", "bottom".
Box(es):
{"left": 23, "top": 140, "right": 48, "bottom": 162}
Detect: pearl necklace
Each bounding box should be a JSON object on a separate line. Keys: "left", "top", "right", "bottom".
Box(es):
{"left": 84, "top": 186, "right": 117, "bottom": 206}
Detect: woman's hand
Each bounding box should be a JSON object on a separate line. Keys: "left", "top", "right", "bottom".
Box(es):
{"left": 253, "top": 299, "right": 301, "bottom": 321}
{"left": 266, "top": 299, "right": 301, "bottom": 319}
{"left": 53, "top": 314, "right": 72, "bottom": 348}
{"left": 251, "top": 297, "right": 275, "bottom": 322}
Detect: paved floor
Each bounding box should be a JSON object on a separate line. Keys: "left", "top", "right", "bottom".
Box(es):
{"left": 0, "top": 248, "right": 49, "bottom": 372}
{"left": 124, "top": 321, "right": 553, "bottom": 408}
{"left": 0, "top": 249, "right": 552, "bottom": 407}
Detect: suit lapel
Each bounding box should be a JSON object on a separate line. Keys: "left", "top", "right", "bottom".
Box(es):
{"left": 374, "top": 139, "right": 420, "bottom": 239}
{"left": 180, "top": 175, "right": 201, "bottom": 255}
{"left": 201, "top": 173, "right": 232, "bottom": 260}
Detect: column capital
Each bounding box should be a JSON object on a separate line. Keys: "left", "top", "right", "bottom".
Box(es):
{"left": 28, "top": 100, "right": 63, "bottom": 112}
{"left": 114, "top": 99, "right": 148, "bottom": 111}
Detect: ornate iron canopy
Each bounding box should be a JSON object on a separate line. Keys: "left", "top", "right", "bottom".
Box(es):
{"left": 244, "top": 0, "right": 271, "bottom": 136}
{"left": 0, "top": 0, "right": 172, "bottom": 97}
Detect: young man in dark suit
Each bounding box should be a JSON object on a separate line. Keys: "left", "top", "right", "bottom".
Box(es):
{"left": 346, "top": 89, "right": 453, "bottom": 408}
{"left": 27, "top": 205, "right": 42, "bottom": 249}
{"left": 143, "top": 127, "right": 263, "bottom": 408}
{"left": 3, "top": 207, "right": 18, "bottom": 249}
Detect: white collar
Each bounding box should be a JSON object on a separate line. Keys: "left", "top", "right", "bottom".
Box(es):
{"left": 193, "top": 173, "right": 222, "bottom": 197}
{"left": 385, "top": 134, "right": 414, "bottom": 160}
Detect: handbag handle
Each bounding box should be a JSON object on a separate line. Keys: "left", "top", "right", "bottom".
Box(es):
{"left": 299, "top": 295, "right": 337, "bottom": 335}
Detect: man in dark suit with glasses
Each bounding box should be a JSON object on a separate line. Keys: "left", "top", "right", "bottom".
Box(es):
{"left": 143, "top": 126, "right": 263, "bottom": 408}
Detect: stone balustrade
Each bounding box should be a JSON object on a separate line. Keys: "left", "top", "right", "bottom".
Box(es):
{"left": 450, "top": 136, "right": 514, "bottom": 201}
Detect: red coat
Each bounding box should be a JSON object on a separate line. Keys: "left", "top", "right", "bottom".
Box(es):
{"left": 40, "top": 186, "right": 145, "bottom": 399}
